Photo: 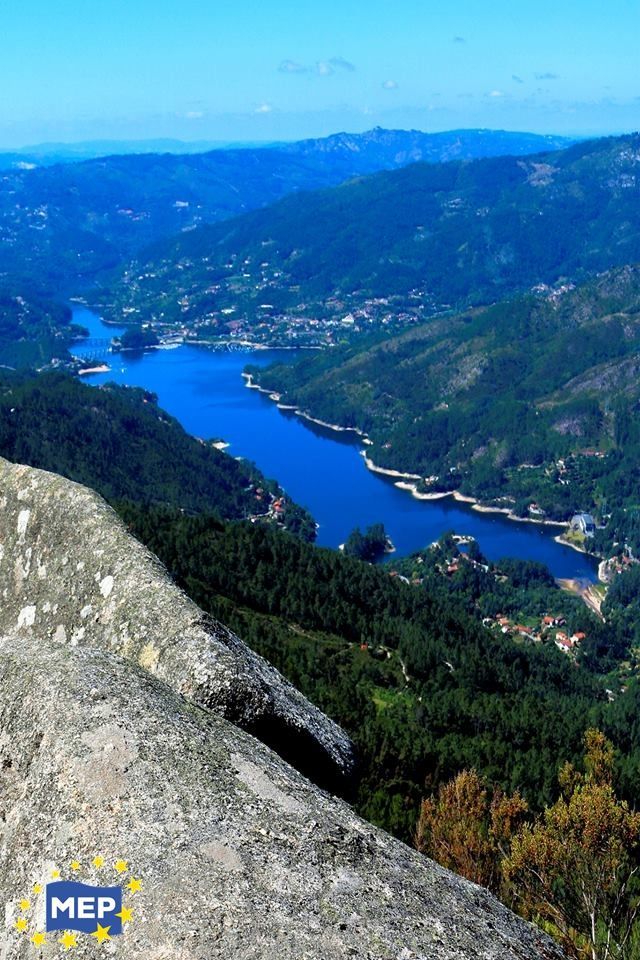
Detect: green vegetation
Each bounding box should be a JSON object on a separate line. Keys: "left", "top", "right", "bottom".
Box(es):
{"left": 343, "top": 522, "right": 391, "bottom": 561}
{"left": 103, "top": 135, "right": 640, "bottom": 337}
{"left": 0, "top": 290, "right": 83, "bottom": 368}
{"left": 112, "top": 506, "right": 640, "bottom": 841}
{"left": 254, "top": 264, "right": 640, "bottom": 555}
{"left": 116, "top": 325, "right": 160, "bottom": 351}
{"left": 0, "top": 370, "right": 314, "bottom": 535}
{"left": 418, "top": 731, "right": 640, "bottom": 960}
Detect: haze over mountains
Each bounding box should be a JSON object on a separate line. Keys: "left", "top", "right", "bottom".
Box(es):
{"left": 0, "top": 127, "right": 572, "bottom": 287}
{"left": 0, "top": 127, "right": 572, "bottom": 171}
{"left": 104, "top": 134, "right": 640, "bottom": 334}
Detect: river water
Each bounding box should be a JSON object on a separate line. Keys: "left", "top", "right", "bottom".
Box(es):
{"left": 71, "top": 304, "right": 598, "bottom": 582}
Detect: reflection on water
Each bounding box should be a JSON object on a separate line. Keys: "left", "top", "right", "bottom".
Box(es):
{"left": 71, "top": 304, "right": 598, "bottom": 583}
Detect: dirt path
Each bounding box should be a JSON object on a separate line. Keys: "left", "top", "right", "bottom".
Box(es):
{"left": 557, "top": 578, "right": 604, "bottom": 621}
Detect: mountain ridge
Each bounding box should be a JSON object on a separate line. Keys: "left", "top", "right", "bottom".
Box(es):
{"left": 101, "top": 133, "right": 640, "bottom": 340}
{"left": 0, "top": 127, "right": 576, "bottom": 289}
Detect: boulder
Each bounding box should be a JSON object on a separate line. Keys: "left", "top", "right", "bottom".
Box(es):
{"left": 0, "top": 457, "right": 353, "bottom": 790}
{"left": 0, "top": 634, "right": 564, "bottom": 959}
{"left": 0, "top": 459, "right": 566, "bottom": 957}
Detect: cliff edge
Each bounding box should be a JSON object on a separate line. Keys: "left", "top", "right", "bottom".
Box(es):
{"left": 0, "top": 456, "right": 352, "bottom": 789}
{"left": 0, "top": 459, "right": 565, "bottom": 958}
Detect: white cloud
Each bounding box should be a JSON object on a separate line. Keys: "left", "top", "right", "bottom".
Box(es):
{"left": 280, "top": 56, "right": 356, "bottom": 77}
{"left": 489, "top": 90, "right": 504, "bottom": 98}
{"left": 278, "top": 60, "right": 308, "bottom": 74}
{"left": 382, "top": 79, "right": 398, "bottom": 90}
{"left": 254, "top": 103, "right": 273, "bottom": 114}
{"left": 184, "top": 110, "right": 204, "bottom": 120}
{"left": 329, "top": 56, "right": 355, "bottom": 72}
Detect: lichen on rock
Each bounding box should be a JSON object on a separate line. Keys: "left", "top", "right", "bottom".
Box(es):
{"left": 0, "top": 457, "right": 353, "bottom": 788}
{"left": 0, "top": 635, "right": 564, "bottom": 959}
{"left": 0, "top": 459, "right": 567, "bottom": 957}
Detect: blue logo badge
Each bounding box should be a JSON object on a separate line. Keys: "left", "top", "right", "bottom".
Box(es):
{"left": 46, "top": 880, "right": 123, "bottom": 935}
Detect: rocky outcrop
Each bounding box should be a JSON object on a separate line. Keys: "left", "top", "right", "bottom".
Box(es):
{"left": 0, "top": 457, "right": 352, "bottom": 789}
{"left": 0, "top": 634, "right": 564, "bottom": 959}
{"left": 0, "top": 459, "right": 566, "bottom": 958}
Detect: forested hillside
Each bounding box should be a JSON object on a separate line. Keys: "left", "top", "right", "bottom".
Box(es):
{"left": 0, "top": 128, "right": 567, "bottom": 289}
{"left": 0, "top": 371, "right": 314, "bottom": 535}
{"left": 253, "top": 264, "right": 640, "bottom": 550}
{"left": 2, "top": 369, "right": 640, "bottom": 846}
{"left": 103, "top": 134, "right": 640, "bottom": 335}
{"left": 0, "top": 291, "right": 82, "bottom": 367}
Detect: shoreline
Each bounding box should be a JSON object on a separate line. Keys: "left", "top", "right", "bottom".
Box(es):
{"left": 395, "top": 479, "right": 567, "bottom": 527}
{"left": 77, "top": 363, "right": 110, "bottom": 375}
{"left": 553, "top": 534, "right": 589, "bottom": 556}
{"left": 243, "top": 370, "right": 603, "bottom": 579}
{"left": 244, "top": 373, "right": 577, "bottom": 532}
{"left": 242, "top": 373, "right": 367, "bottom": 436}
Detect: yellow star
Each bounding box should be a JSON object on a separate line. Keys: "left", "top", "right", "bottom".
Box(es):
{"left": 115, "top": 905, "right": 133, "bottom": 924}
{"left": 114, "top": 859, "right": 128, "bottom": 874}
{"left": 32, "top": 883, "right": 43, "bottom": 895}
{"left": 15, "top": 917, "right": 28, "bottom": 932}
{"left": 91, "top": 924, "right": 111, "bottom": 944}
{"left": 51, "top": 869, "right": 61, "bottom": 880}
{"left": 59, "top": 931, "right": 78, "bottom": 950}
{"left": 93, "top": 855, "right": 104, "bottom": 869}
{"left": 31, "top": 931, "right": 46, "bottom": 946}
{"left": 19, "top": 898, "right": 30, "bottom": 911}
{"left": 70, "top": 860, "right": 80, "bottom": 871}
{"left": 126, "top": 877, "right": 142, "bottom": 893}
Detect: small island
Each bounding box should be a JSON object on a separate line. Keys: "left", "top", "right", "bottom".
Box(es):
{"left": 343, "top": 522, "right": 394, "bottom": 562}
{"left": 112, "top": 325, "right": 160, "bottom": 352}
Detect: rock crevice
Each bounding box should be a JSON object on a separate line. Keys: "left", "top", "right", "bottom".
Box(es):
{"left": 0, "top": 459, "right": 566, "bottom": 958}
{"left": 0, "top": 457, "right": 352, "bottom": 788}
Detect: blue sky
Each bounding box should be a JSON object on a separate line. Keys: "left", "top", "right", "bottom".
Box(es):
{"left": 1, "top": 0, "right": 638, "bottom": 147}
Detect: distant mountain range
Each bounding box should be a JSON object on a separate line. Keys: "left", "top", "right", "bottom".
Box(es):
{"left": 103, "top": 134, "right": 640, "bottom": 332}
{"left": 0, "top": 127, "right": 573, "bottom": 171}
{"left": 0, "top": 127, "right": 574, "bottom": 289}
{"left": 278, "top": 127, "right": 574, "bottom": 168}
{"left": 0, "top": 138, "right": 274, "bottom": 170}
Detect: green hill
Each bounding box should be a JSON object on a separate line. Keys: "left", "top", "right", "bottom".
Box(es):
{"left": 251, "top": 264, "right": 640, "bottom": 550}
{"left": 0, "top": 291, "right": 83, "bottom": 368}
{"left": 102, "top": 134, "right": 640, "bottom": 338}
{"left": 0, "top": 370, "right": 314, "bottom": 535}
{"left": 0, "top": 128, "right": 569, "bottom": 288}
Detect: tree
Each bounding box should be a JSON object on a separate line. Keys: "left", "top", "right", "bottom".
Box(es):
{"left": 503, "top": 730, "right": 640, "bottom": 960}
{"left": 415, "top": 769, "right": 527, "bottom": 894}
{"left": 343, "top": 522, "right": 390, "bottom": 562}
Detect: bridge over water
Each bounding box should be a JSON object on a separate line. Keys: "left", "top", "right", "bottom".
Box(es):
{"left": 71, "top": 337, "right": 113, "bottom": 363}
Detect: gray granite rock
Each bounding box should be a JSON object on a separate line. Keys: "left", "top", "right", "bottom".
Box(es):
{"left": 0, "top": 457, "right": 353, "bottom": 788}
{"left": 0, "top": 635, "right": 564, "bottom": 959}
{"left": 0, "top": 459, "right": 566, "bottom": 958}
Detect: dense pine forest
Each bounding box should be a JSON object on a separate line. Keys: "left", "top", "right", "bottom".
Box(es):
{"left": 2, "top": 370, "right": 640, "bottom": 850}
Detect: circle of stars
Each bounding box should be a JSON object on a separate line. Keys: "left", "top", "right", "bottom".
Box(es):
{"left": 13, "top": 857, "right": 141, "bottom": 949}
